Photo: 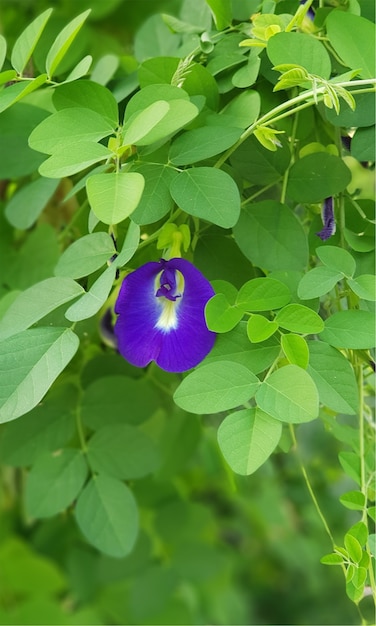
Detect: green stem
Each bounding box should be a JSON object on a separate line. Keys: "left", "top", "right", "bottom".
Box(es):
{"left": 289, "top": 424, "right": 336, "bottom": 547}
{"left": 280, "top": 104, "right": 299, "bottom": 204}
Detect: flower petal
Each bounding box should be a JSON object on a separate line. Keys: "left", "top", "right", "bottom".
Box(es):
{"left": 114, "top": 258, "right": 216, "bottom": 372}
{"left": 316, "top": 196, "right": 336, "bottom": 241}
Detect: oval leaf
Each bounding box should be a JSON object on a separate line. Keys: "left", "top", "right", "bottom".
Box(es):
{"left": 275, "top": 304, "right": 324, "bottom": 334}
{"left": 86, "top": 171, "right": 145, "bottom": 225}
{"left": 320, "top": 310, "right": 376, "bottom": 349}
{"left": 54, "top": 232, "right": 116, "bottom": 279}
{"left": 237, "top": 277, "right": 291, "bottom": 311}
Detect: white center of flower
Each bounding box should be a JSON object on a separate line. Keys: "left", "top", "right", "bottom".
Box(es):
{"left": 154, "top": 269, "right": 184, "bottom": 332}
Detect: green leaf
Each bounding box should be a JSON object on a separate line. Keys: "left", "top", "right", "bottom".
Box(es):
{"left": 344, "top": 533, "right": 363, "bottom": 564}
{"left": 247, "top": 315, "right": 279, "bottom": 343}
{"left": 5, "top": 177, "right": 59, "bottom": 230}
{"left": 275, "top": 304, "right": 324, "bottom": 334}
{"left": 65, "top": 265, "right": 117, "bottom": 322}
{"left": 255, "top": 364, "right": 319, "bottom": 423}
{"left": 347, "top": 522, "right": 368, "bottom": 547}
{"left": 307, "top": 341, "right": 358, "bottom": 415}
{"left": 230, "top": 136, "right": 290, "bottom": 185}
{"left": 114, "top": 220, "right": 140, "bottom": 268}
{"left": 205, "top": 293, "right": 244, "bottom": 333}
{"left": 348, "top": 275, "right": 376, "bottom": 301}
{"left": 87, "top": 424, "right": 160, "bottom": 480}
{"left": 369, "top": 534, "right": 376, "bottom": 557}
{"left": 134, "top": 99, "right": 199, "bottom": 145}
{"left": 340, "top": 491, "right": 366, "bottom": 511}
{"left": 122, "top": 101, "right": 170, "bottom": 146}
{"left": 351, "top": 126, "right": 375, "bottom": 162}
{"left": 267, "top": 31, "right": 331, "bottom": 79}
{"left": 287, "top": 153, "right": 351, "bottom": 203}
{"left": 320, "top": 310, "right": 376, "bottom": 349}
{"left": 326, "top": 11, "right": 375, "bottom": 80}
{"left": 173, "top": 361, "right": 260, "bottom": 414}
{"left": 29, "top": 108, "right": 115, "bottom": 155}
{"left": 0, "top": 328, "right": 79, "bottom": 424}
{"left": 220, "top": 90, "right": 261, "bottom": 128}
{"left": 320, "top": 553, "right": 345, "bottom": 565}
{"left": 203, "top": 322, "right": 280, "bottom": 375}
{"left": 64, "top": 54, "right": 92, "bottom": 82}
{"left": 86, "top": 172, "right": 145, "bottom": 225}
{"left": 281, "top": 334, "right": 309, "bottom": 369}
{"left": 0, "top": 35, "right": 6, "bottom": 71}
{"left": 0, "top": 103, "right": 47, "bottom": 179}
{"left": 46, "top": 9, "right": 91, "bottom": 78}
{"left": 205, "top": 0, "right": 232, "bottom": 30}
{"left": 169, "top": 125, "right": 242, "bottom": 165}
{"left": 38, "top": 142, "right": 113, "bottom": 178}
{"left": 0, "top": 384, "right": 76, "bottom": 467}
{"left": 233, "top": 201, "right": 308, "bottom": 272}
{"left": 53, "top": 80, "right": 119, "bottom": 126}
{"left": 236, "top": 277, "right": 291, "bottom": 312}
{"left": 81, "top": 375, "right": 159, "bottom": 430}
{"left": 297, "top": 267, "right": 343, "bottom": 299}
{"left": 11, "top": 8, "right": 53, "bottom": 74}
{"left": 217, "top": 408, "right": 282, "bottom": 475}
{"left": 0, "top": 277, "right": 84, "bottom": 340}
{"left": 25, "top": 448, "right": 88, "bottom": 518}
{"left": 316, "top": 245, "right": 356, "bottom": 278}
{"left": 232, "top": 56, "right": 261, "bottom": 88}
{"left": 131, "top": 164, "right": 176, "bottom": 226}
{"left": 54, "top": 232, "right": 116, "bottom": 279}
{"left": 339, "top": 451, "right": 361, "bottom": 485}
{"left": 170, "top": 167, "right": 240, "bottom": 228}
{"left": 0, "top": 74, "right": 48, "bottom": 113}
{"left": 75, "top": 474, "right": 138, "bottom": 558}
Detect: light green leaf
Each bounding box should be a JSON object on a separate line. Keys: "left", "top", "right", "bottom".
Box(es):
{"left": 320, "top": 310, "right": 376, "bottom": 349}
{"left": 281, "top": 334, "right": 309, "bottom": 369}
{"left": 267, "top": 31, "right": 331, "bottom": 79}
{"left": 220, "top": 90, "right": 261, "bottom": 128}
{"left": 46, "top": 9, "right": 91, "bottom": 78}
{"left": 134, "top": 99, "right": 198, "bottom": 145}
{"left": 173, "top": 361, "right": 260, "bottom": 414}
{"left": 203, "top": 322, "right": 280, "bottom": 375}
{"left": 344, "top": 534, "right": 363, "bottom": 564}
{"left": 339, "top": 451, "right": 361, "bottom": 485}
{"left": 205, "top": 0, "right": 232, "bottom": 30}
{"left": 65, "top": 265, "right": 117, "bottom": 322}
{"left": 255, "top": 364, "right": 319, "bottom": 423}
{"left": 348, "top": 275, "right": 376, "bottom": 301}
{"left": 87, "top": 424, "right": 160, "bottom": 480}
{"left": 131, "top": 164, "right": 176, "bottom": 226}
{"left": 307, "top": 341, "right": 358, "bottom": 414}
{"left": 0, "top": 328, "right": 79, "bottom": 424}
{"left": 122, "top": 100, "right": 170, "bottom": 146}
{"left": 233, "top": 201, "right": 308, "bottom": 272}
{"left": 247, "top": 314, "right": 279, "bottom": 343}
{"left": 25, "top": 448, "right": 88, "bottom": 518}
{"left": 287, "top": 153, "right": 351, "bottom": 203}
{"left": 29, "top": 108, "right": 115, "bottom": 155}
{"left": 320, "top": 553, "right": 345, "bottom": 565}
{"left": 53, "top": 80, "right": 119, "bottom": 126}
{"left": 5, "top": 177, "right": 59, "bottom": 230}
{"left": 114, "top": 220, "right": 140, "bottom": 268}
{"left": 347, "top": 522, "right": 368, "bottom": 548}
{"left": 11, "top": 8, "right": 53, "bottom": 74}
{"left": 0, "top": 35, "right": 6, "bottom": 71}
{"left": 205, "top": 293, "right": 244, "bottom": 333}
{"left": 316, "top": 245, "right": 356, "bottom": 278}
{"left": 275, "top": 304, "right": 324, "bottom": 333}
{"left": 217, "top": 408, "right": 282, "bottom": 475}
{"left": 86, "top": 171, "right": 145, "bottom": 225}
{"left": 0, "top": 74, "right": 48, "bottom": 114}
{"left": 0, "top": 277, "right": 84, "bottom": 340}
{"left": 236, "top": 277, "right": 291, "bottom": 311}
{"left": 75, "top": 474, "right": 139, "bottom": 557}
{"left": 297, "top": 266, "right": 343, "bottom": 299}
{"left": 54, "top": 232, "right": 116, "bottom": 279}
{"left": 232, "top": 56, "right": 261, "bottom": 88}
{"left": 38, "top": 142, "right": 112, "bottom": 178}
{"left": 169, "top": 125, "right": 242, "bottom": 165}
{"left": 170, "top": 167, "right": 240, "bottom": 228}
{"left": 326, "top": 11, "right": 375, "bottom": 80}
{"left": 340, "top": 491, "right": 366, "bottom": 511}
{"left": 64, "top": 54, "right": 92, "bottom": 82}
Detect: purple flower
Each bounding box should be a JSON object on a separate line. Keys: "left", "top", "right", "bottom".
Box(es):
{"left": 316, "top": 196, "right": 336, "bottom": 241}
{"left": 114, "top": 258, "right": 216, "bottom": 373}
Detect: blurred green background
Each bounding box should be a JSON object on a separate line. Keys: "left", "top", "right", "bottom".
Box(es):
{"left": 0, "top": 1, "right": 372, "bottom": 624}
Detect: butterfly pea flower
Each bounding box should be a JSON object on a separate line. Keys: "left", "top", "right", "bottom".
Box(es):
{"left": 316, "top": 196, "right": 336, "bottom": 241}
{"left": 114, "top": 258, "right": 216, "bottom": 373}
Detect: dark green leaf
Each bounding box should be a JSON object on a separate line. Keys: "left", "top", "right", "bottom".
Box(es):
{"left": 287, "top": 153, "right": 351, "bottom": 203}
{"left": 326, "top": 11, "right": 375, "bottom": 79}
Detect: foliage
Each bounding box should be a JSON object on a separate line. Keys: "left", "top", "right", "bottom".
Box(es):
{"left": 0, "top": 0, "right": 375, "bottom": 624}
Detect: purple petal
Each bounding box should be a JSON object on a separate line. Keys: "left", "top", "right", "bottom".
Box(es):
{"left": 114, "top": 258, "right": 216, "bottom": 373}
{"left": 316, "top": 197, "right": 336, "bottom": 241}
